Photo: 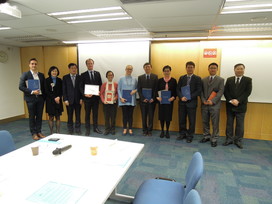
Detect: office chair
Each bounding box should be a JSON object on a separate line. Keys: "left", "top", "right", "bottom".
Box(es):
{"left": 184, "top": 189, "right": 202, "bottom": 204}
{"left": 133, "top": 152, "right": 204, "bottom": 204}
{"left": 0, "top": 130, "right": 16, "bottom": 156}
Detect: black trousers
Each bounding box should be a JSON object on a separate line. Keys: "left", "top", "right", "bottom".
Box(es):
{"left": 66, "top": 103, "right": 81, "bottom": 132}
{"left": 26, "top": 96, "right": 44, "bottom": 135}
{"left": 226, "top": 109, "right": 246, "bottom": 142}
{"left": 103, "top": 103, "right": 117, "bottom": 131}
{"left": 121, "top": 105, "right": 135, "bottom": 129}
{"left": 84, "top": 100, "right": 99, "bottom": 130}
{"left": 178, "top": 104, "right": 197, "bottom": 139}
{"left": 140, "top": 102, "right": 156, "bottom": 133}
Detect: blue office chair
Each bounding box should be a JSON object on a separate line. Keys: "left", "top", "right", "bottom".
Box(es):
{"left": 0, "top": 130, "right": 16, "bottom": 156}
{"left": 133, "top": 152, "right": 204, "bottom": 204}
{"left": 184, "top": 189, "right": 202, "bottom": 204}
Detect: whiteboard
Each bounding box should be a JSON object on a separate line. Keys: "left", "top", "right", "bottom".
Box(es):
{"left": 78, "top": 41, "right": 150, "bottom": 83}
{"left": 220, "top": 42, "right": 272, "bottom": 103}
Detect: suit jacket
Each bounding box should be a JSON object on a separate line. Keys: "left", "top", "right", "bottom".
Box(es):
{"left": 224, "top": 76, "right": 252, "bottom": 113}
{"left": 201, "top": 75, "right": 224, "bottom": 110}
{"left": 62, "top": 74, "right": 82, "bottom": 105}
{"left": 44, "top": 77, "right": 63, "bottom": 113}
{"left": 177, "top": 74, "right": 201, "bottom": 108}
{"left": 137, "top": 73, "right": 158, "bottom": 102}
{"left": 19, "top": 70, "right": 46, "bottom": 102}
{"left": 80, "top": 70, "right": 102, "bottom": 102}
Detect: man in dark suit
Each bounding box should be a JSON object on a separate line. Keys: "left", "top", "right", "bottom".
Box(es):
{"left": 177, "top": 61, "right": 201, "bottom": 143}
{"left": 19, "top": 58, "right": 46, "bottom": 140}
{"left": 80, "top": 58, "right": 102, "bottom": 136}
{"left": 223, "top": 63, "right": 252, "bottom": 149}
{"left": 138, "top": 62, "right": 158, "bottom": 136}
{"left": 63, "top": 63, "right": 83, "bottom": 135}
{"left": 200, "top": 63, "right": 224, "bottom": 147}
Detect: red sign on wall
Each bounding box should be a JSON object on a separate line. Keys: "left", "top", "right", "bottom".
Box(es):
{"left": 203, "top": 49, "right": 217, "bottom": 58}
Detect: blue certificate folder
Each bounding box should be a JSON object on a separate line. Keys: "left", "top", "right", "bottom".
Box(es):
{"left": 142, "top": 88, "right": 152, "bottom": 100}
{"left": 122, "top": 89, "right": 132, "bottom": 103}
{"left": 181, "top": 85, "right": 191, "bottom": 100}
{"left": 28, "top": 79, "right": 40, "bottom": 91}
{"left": 160, "top": 90, "right": 171, "bottom": 104}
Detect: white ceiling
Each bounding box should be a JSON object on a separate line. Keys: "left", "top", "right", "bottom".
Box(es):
{"left": 0, "top": 0, "right": 271, "bottom": 47}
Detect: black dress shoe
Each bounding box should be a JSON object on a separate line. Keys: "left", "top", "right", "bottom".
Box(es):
{"left": 94, "top": 128, "right": 102, "bottom": 134}
{"left": 211, "top": 141, "right": 217, "bottom": 147}
{"left": 160, "top": 131, "right": 164, "bottom": 138}
{"left": 200, "top": 138, "right": 210, "bottom": 143}
{"left": 103, "top": 131, "right": 110, "bottom": 135}
{"left": 235, "top": 142, "right": 243, "bottom": 149}
{"left": 165, "top": 131, "right": 170, "bottom": 139}
{"left": 222, "top": 141, "right": 233, "bottom": 146}
{"left": 177, "top": 135, "right": 185, "bottom": 140}
{"left": 186, "top": 138, "right": 193, "bottom": 143}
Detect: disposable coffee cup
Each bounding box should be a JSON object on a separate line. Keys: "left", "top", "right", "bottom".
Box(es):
{"left": 90, "top": 146, "right": 98, "bottom": 156}
{"left": 31, "top": 146, "right": 39, "bottom": 156}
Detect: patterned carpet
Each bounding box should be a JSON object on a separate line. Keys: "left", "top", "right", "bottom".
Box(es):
{"left": 1, "top": 119, "right": 272, "bottom": 204}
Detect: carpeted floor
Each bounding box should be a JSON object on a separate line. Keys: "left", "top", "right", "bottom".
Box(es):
{"left": 1, "top": 119, "right": 272, "bottom": 204}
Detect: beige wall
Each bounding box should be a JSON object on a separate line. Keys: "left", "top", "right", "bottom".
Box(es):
{"left": 20, "top": 43, "right": 272, "bottom": 141}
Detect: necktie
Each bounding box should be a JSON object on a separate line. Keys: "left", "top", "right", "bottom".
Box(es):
{"left": 236, "top": 77, "right": 240, "bottom": 88}
{"left": 209, "top": 76, "right": 213, "bottom": 84}
{"left": 90, "top": 71, "right": 94, "bottom": 81}
{"left": 187, "top": 76, "right": 191, "bottom": 85}
{"left": 147, "top": 75, "right": 150, "bottom": 80}
{"left": 72, "top": 75, "right": 75, "bottom": 87}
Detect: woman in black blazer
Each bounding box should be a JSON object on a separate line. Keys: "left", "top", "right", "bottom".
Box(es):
{"left": 45, "top": 66, "right": 63, "bottom": 134}
{"left": 156, "top": 65, "right": 177, "bottom": 138}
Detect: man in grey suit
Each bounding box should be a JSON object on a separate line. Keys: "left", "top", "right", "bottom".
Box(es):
{"left": 223, "top": 63, "right": 252, "bottom": 149}
{"left": 138, "top": 62, "right": 158, "bottom": 136}
{"left": 200, "top": 63, "right": 224, "bottom": 147}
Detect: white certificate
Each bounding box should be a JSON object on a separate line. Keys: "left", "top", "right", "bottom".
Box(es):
{"left": 84, "top": 84, "right": 99, "bottom": 95}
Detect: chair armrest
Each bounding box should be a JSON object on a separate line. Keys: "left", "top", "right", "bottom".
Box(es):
{"left": 155, "top": 177, "right": 176, "bottom": 182}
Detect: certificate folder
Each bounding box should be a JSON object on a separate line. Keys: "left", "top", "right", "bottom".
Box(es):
{"left": 27, "top": 79, "right": 40, "bottom": 91}
{"left": 160, "top": 90, "right": 171, "bottom": 104}
{"left": 142, "top": 88, "right": 152, "bottom": 100}
{"left": 181, "top": 85, "right": 191, "bottom": 100}
{"left": 122, "top": 90, "right": 132, "bottom": 103}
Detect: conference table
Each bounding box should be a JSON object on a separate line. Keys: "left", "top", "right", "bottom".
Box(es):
{"left": 0, "top": 134, "right": 144, "bottom": 204}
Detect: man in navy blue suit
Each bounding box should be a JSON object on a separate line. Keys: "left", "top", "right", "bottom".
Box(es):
{"left": 62, "top": 63, "right": 83, "bottom": 135}
{"left": 176, "top": 61, "right": 202, "bottom": 143}
{"left": 80, "top": 59, "right": 102, "bottom": 136}
{"left": 19, "top": 58, "right": 46, "bottom": 140}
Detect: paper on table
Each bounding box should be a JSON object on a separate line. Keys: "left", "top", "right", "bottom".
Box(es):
{"left": 27, "top": 181, "right": 87, "bottom": 204}
{"left": 84, "top": 84, "right": 99, "bottom": 95}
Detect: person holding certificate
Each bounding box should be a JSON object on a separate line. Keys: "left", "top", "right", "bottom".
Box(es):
{"left": 138, "top": 63, "right": 158, "bottom": 136}
{"left": 80, "top": 58, "right": 102, "bottom": 136}
{"left": 118, "top": 65, "right": 137, "bottom": 136}
{"left": 45, "top": 66, "right": 63, "bottom": 134}
{"left": 156, "top": 65, "right": 177, "bottom": 138}
{"left": 176, "top": 61, "right": 201, "bottom": 143}
{"left": 19, "top": 58, "right": 46, "bottom": 140}
{"left": 100, "top": 71, "right": 118, "bottom": 135}
{"left": 200, "top": 63, "right": 224, "bottom": 147}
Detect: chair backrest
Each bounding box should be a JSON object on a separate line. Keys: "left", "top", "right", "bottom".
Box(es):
{"left": 184, "top": 189, "right": 202, "bottom": 204}
{"left": 0, "top": 130, "right": 16, "bottom": 156}
{"left": 184, "top": 152, "right": 204, "bottom": 199}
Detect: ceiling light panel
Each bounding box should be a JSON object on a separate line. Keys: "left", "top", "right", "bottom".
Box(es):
{"left": 222, "top": 0, "right": 272, "bottom": 14}
{"left": 212, "top": 23, "right": 272, "bottom": 33}
{"left": 47, "top": 6, "right": 132, "bottom": 24}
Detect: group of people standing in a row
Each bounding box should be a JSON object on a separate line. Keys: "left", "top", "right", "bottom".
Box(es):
{"left": 19, "top": 58, "right": 252, "bottom": 149}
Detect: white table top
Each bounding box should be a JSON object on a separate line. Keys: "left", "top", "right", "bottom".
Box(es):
{"left": 0, "top": 134, "right": 144, "bottom": 204}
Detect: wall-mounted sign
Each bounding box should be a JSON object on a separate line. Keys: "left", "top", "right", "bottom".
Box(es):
{"left": 203, "top": 49, "right": 217, "bottom": 58}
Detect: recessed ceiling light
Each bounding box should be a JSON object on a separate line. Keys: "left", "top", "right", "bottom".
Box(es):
{"left": 0, "top": 26, "right": 11, "bottom": 30}
{"left": 67, "top": 16, "right": 132, "bottom": 24}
